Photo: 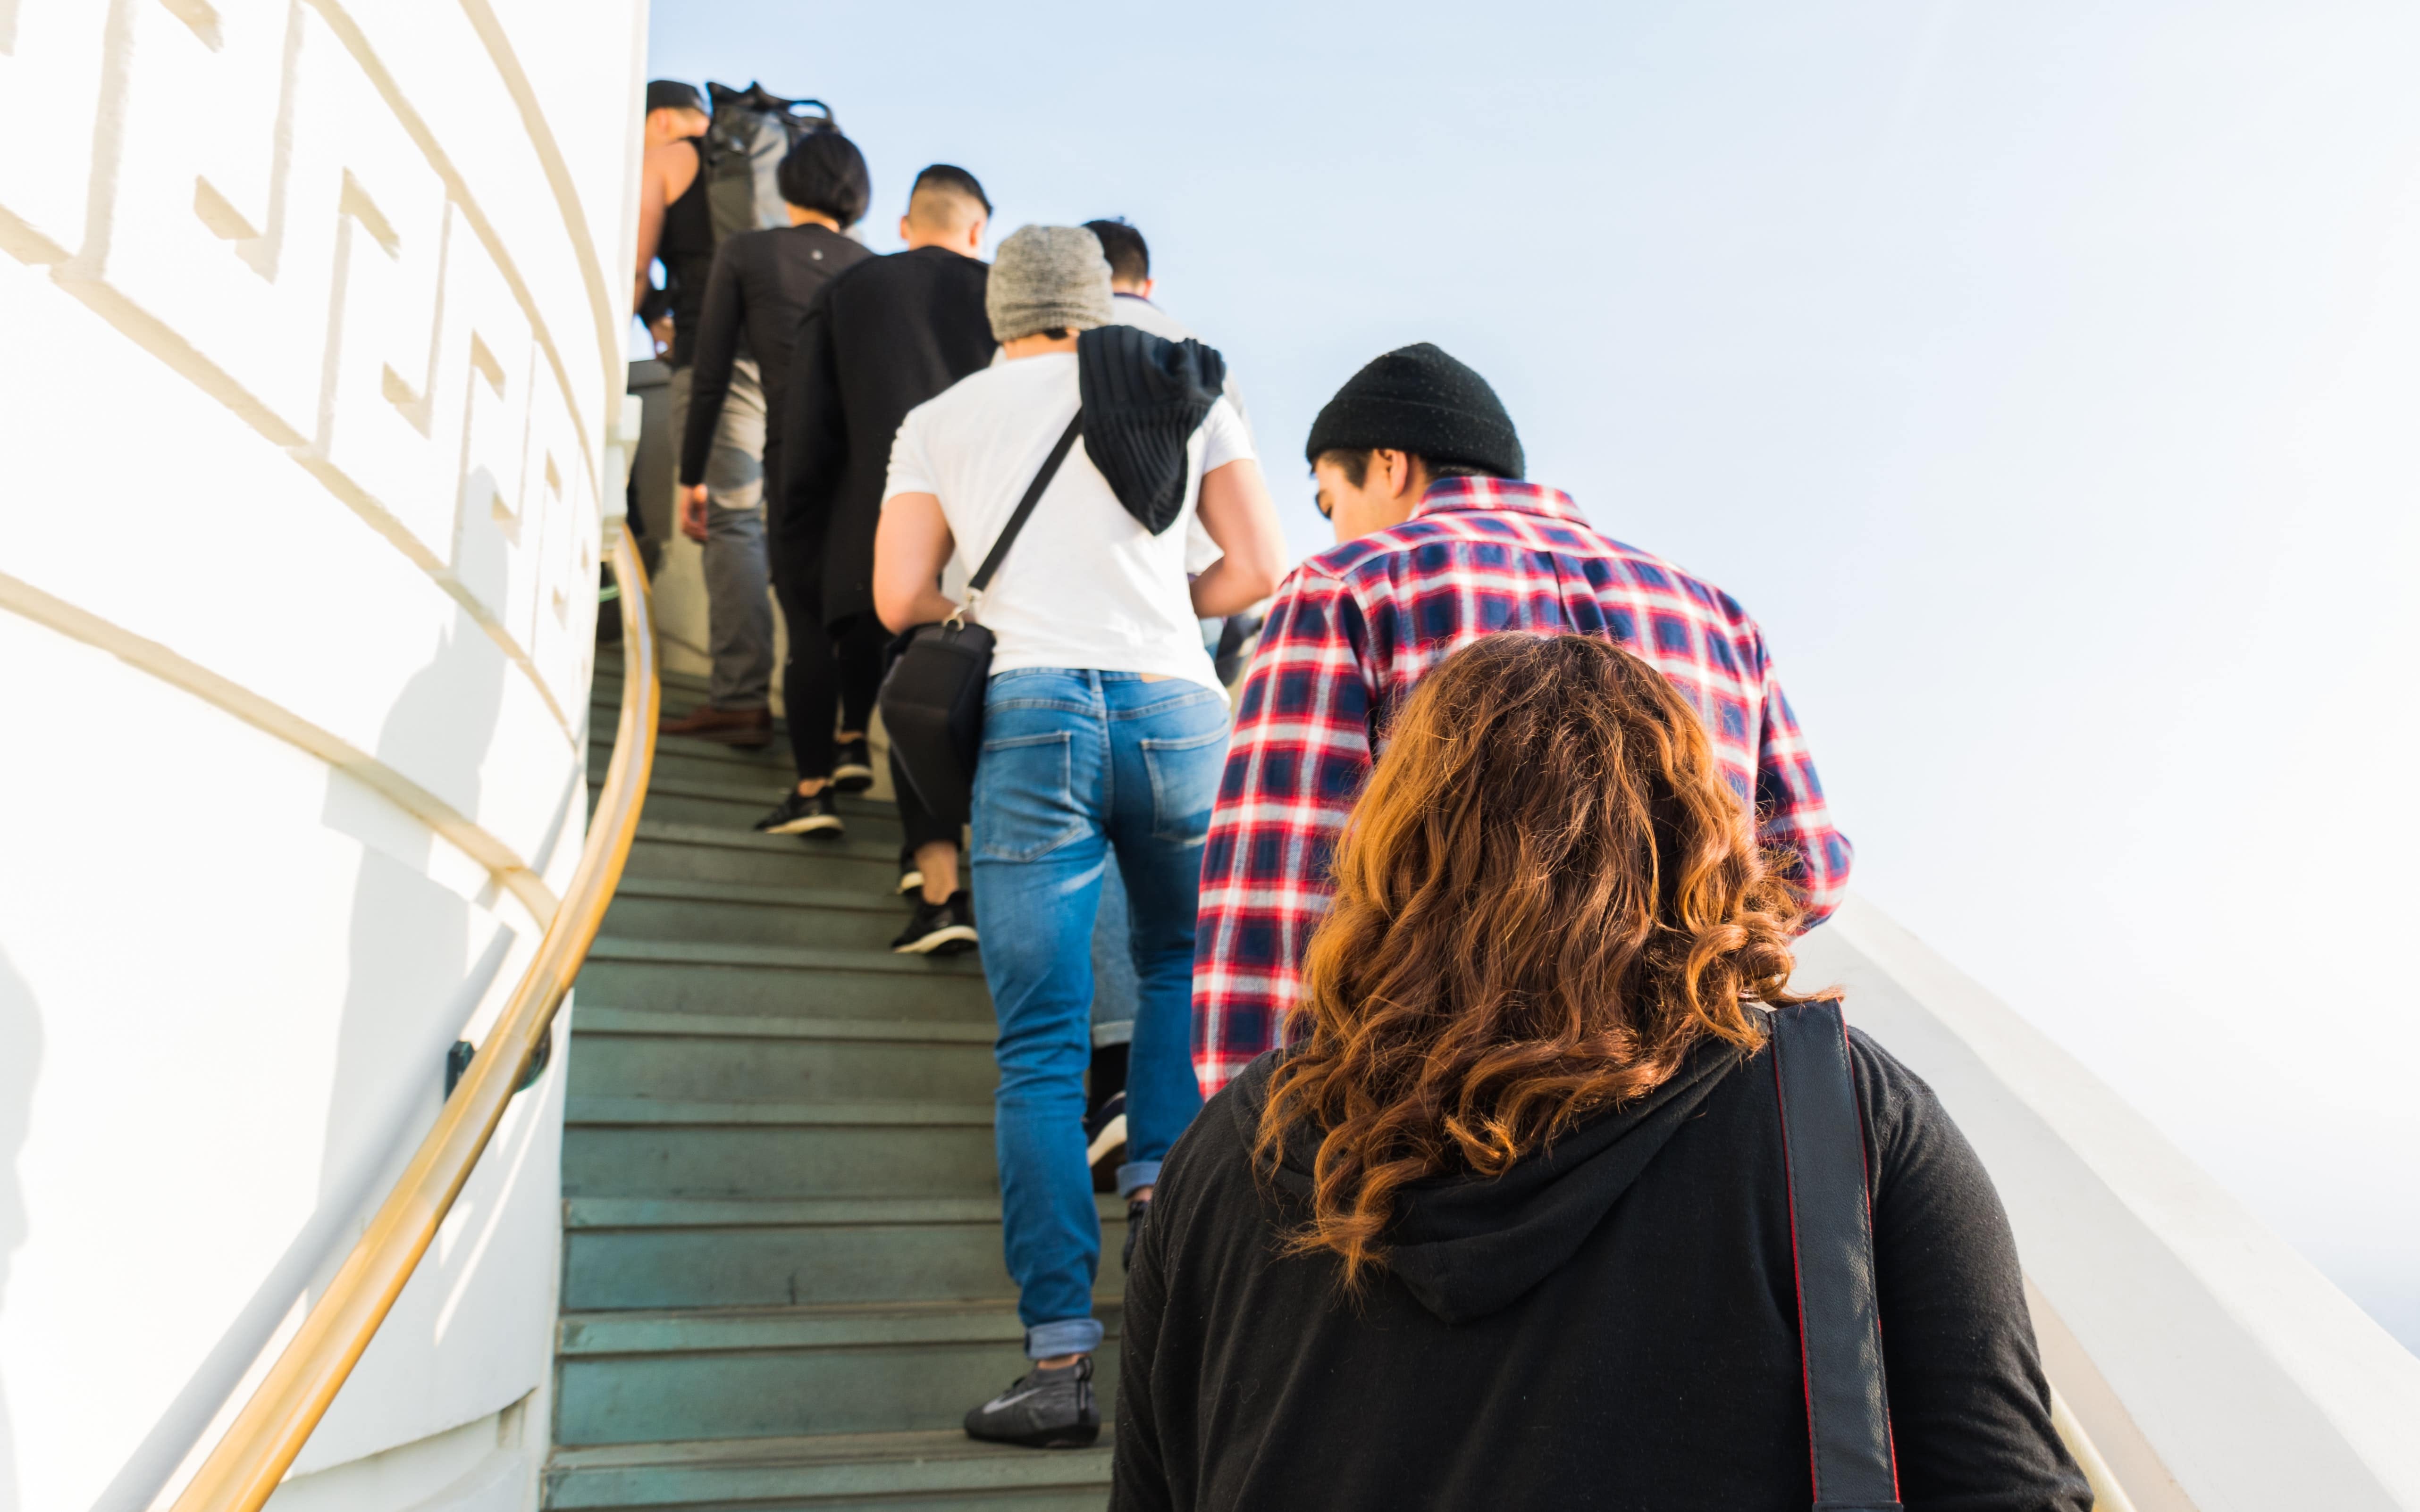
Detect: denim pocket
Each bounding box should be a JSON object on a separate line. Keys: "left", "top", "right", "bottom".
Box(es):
{"left": 1140, "top": 724, "right": 1229, "bottom": 844}
{"left": 975, "top": 730, "right": 1085, "bottom": 862}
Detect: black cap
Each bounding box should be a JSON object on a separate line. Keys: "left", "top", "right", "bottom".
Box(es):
{"left": 646, "top": 80, "right": 706, "bottom": 115}
{"left": 1304, "top": 342, "right": 1523, "bottom": 480}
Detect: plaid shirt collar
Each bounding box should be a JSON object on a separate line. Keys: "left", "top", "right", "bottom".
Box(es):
{"left": 1411, "top": 476, "right": 1590, "bottom": 526}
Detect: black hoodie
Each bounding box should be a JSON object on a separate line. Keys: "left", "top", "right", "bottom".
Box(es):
{"left": 1111, "top": 1028, "right": 2091, "bottom": 1512}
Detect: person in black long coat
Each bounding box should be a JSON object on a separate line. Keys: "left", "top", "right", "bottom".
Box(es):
{"left": 777, "top": 164, "right": 995, "bottom": 936}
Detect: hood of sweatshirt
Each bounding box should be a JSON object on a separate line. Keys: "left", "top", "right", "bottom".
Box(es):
{"left": 1227, "top": 1039, "right": 1746, "bottom": 1325}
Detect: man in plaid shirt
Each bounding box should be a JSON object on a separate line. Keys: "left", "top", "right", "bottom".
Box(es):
{"left": 1193, "top": 344, "right": 1853, "bottom": 1096}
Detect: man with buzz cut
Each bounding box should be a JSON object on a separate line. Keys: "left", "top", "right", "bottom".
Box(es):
{"left": 1192, "top": 343, "right": 1856, "bottom": 1098}
{"left": 776, "top": 165, "right": 995, "bottom": 949}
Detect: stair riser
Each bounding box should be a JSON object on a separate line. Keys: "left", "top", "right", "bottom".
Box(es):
{"left": 622, "top": 839, "right": 901, "bottom": 891}
{"left": 568, "top": 1033, "right": 999, "bottom": 1104}
{"left": 574, "top": 962, "right": 994, "bottom": 1023}
{"left": 563, "top": 1125, "right": 999, "bottom": 1198}
{"left": 556, "top": 1340, "right": 1120, "bottom": 1446}
{"left": 547, "top": 1479, "right": 1110, "bottom": 1512}
{"left": 561, "top": 1220, "right": 1126, "bottom": 1312}
{"left": 626, "top": 791, "right": 909, "bottom": 846}
{"left": 600, "top": 896, "right": 910, "bottom": 952}
{"left": 596, "top": 743, "right": 796, "bottom": 787}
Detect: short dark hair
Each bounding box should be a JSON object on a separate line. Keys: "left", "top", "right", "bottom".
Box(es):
{"left": 645, "top": 80, "right": 705, "bottom": 115}
{"left": 1314, "top": 449, "right": 1500, "bottom": 487}
{"left": 776, "top": 131, "right": 870, "bottom": 227}
{"left": 1084, "top": 218, "right": 1149, "bottom": 284}
{"left": 910, "top": 163, "right": 991, "bottom": 215}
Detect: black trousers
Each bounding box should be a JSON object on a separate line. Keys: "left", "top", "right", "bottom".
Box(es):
{"left": 768, "top": 543, "right": 955, "bottom": 854}
{"left": 770, "top": 564, "right": 887, "bottom": 782}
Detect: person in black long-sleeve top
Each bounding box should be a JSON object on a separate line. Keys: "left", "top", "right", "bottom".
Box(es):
{"left": 774, "top": 164, "right": 995, "bottom": 932}
{"left": 1098, "top": 633, "right": 2092, "bottom": 1512}
{"left": 676, "top": 132, "right": 875, "bottom": 801}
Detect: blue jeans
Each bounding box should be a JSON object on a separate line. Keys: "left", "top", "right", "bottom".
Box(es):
{"left": 972, "top": 669, "right": 1224, "bottom": 1358}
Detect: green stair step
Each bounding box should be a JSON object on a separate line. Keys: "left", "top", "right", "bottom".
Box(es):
{"left": 561, "top": 1195, "right": 1126, "bottom": 1312}
{"left": 544, "top": 1428, "right": 1111, "bottom": 1510}
{"left": 612, "top": 780, "right": 908, "bottom": 844}
{"left": 603, "top": 876, "right": 920, "bottom": 953}
{"left": 575, "top": 937, "right": 992, "bottom": 1023}
{"left": 567, "top": 1009, "right": 999, "bottom": 1104}
{"left": 555, "top": 1299, "right": 1122, "bottom": 1446}
{"left": 593, "top": 736, "right": 798, "bottom": 786}
{"left": 562, "top": 1097, "right": 1000, "bottom": 1198}
{"left": 622, "top": 822, "right": 908, "bottom": 890}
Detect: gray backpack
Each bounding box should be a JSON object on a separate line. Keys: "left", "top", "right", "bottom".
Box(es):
{"left": 701, "top": 82, "right": 836, "bottom": 244}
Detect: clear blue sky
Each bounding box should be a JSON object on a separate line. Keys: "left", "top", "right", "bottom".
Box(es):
{"left": 647, "top": 0, "right": 2420, "bottom": 1349}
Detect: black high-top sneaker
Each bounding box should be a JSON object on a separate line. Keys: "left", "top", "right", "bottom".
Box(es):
{"left": 891, "top": 890, "right": 976, "bottom": 955}
{"left": 832, "top": 736, "right": 875, "bottom": 793}
{"left": 754, "top": 786, "right": 842, "bottom": 836}
{"left": 963, "top": 1355, "right": 1099, "bottom": 1448}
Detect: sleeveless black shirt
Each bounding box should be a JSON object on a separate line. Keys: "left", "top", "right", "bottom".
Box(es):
{"left": 659, "top": 138, "right": 715, "bottom": 368}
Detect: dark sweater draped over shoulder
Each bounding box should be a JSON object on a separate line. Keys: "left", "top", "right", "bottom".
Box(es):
{"left": 1110, "top": 1026, "right": 2091, "bottom": 1512}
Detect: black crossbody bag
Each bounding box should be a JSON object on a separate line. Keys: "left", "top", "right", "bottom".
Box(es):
{"left": 877, "top": 413, "right": 1085, "bottom": 825}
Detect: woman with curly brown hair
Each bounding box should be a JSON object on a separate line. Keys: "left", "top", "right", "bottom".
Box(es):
{"left": 1110, "top": 633, "right": 2088, "bottom": 1512}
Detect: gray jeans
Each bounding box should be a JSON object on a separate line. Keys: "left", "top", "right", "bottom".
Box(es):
{"left": 668, "top": 361, "right": 774, "bottom": 711}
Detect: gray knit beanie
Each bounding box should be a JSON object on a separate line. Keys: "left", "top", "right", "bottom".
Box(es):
{"left": 986, "top": 225, "right": 1114, "bottom": 343}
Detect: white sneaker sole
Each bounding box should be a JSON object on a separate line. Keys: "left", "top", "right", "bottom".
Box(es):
{"left": 893, "top": 923, "right": 977, "bottom": 955}
{"left": 760, "top": 814, "right": 843, "bottom": 836}
{"left": 897, "top": 869, "right": 924, "bottom": 895}
{"left": 1086, "top": 1113, "right": 1127, "bottom": 1168}
{"left": 832, "top": 762, "right": 875, "bottom": 790}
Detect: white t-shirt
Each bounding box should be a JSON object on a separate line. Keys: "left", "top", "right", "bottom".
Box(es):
{"left": 883, "top": 352, "right": 1253, "bottom": 694}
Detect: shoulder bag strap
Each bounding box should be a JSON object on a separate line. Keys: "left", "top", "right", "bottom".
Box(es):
{"left": 1770, "top": 999, "right": 1901, "bottom": 1512}
{"left": 957, "top": 412, "right": 1083, "bottom": 622}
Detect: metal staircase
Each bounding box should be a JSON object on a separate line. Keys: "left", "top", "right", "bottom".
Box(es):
{"left": 545, "top": 650, "right": 1119, "bottom": 1510}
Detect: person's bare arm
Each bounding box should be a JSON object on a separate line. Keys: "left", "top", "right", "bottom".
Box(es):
{"left": 1189, "top": 459, "right": 1286, "bottom": 618}
{"left": 631, "top": 140, "right": 698, "bottom": 315}
{"left": 873, "top": 492, "right": 961, "bottom": 632}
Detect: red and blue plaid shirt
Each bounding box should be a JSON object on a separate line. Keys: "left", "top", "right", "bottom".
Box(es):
{"left": 1192, "top": 477, "right": 1853, "bottom": 1096}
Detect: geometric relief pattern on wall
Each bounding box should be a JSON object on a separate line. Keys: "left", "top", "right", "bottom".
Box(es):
{"left": 0, "top": 0, "right": 608, "bottom": 727}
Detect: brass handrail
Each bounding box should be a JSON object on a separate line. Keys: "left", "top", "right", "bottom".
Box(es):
{"left": 168, "top": 527, "right": 659, "bottom": 1512}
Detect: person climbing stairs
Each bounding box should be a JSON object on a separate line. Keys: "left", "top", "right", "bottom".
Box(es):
{"left": 542, "top": 648, "right": 1120, "bottom": 1509}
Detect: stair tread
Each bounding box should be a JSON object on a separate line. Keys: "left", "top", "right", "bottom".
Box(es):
{"left": 543, "top": 1429, "right": 1110, "bottom": 1509}
{"left": 607, "top": 873, "right": 915, "bottom": 914}
{"left": 572, "top": 1008, "right": 993, "bottom": 1044}
{"left": 622, "top": 773, "right": 896, "bottom": 810}
{"left": 565, "top": 1195, "right": 1123, "bottom": 1229}
{"left": 560, "top": 1297, "right": 1122, "bottom": 1355}
{"left": 593, "top": 736, "right": 793, "bottom": 773}
{"left": 585, "top": 935, "right": 983, "bottom": 976}
{"left": 568, "top": 1096, "right": 995, "bottom": 1127}
{"left": 629, "top": 820, "right": 906, "bottom": 863}
{"left": 551, "top": 1425, "right": 1109, "bottom": 1473}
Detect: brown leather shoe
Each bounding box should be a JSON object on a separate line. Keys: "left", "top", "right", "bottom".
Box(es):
{"left": 657, "top": 704, "right": 772, "bottom": 748}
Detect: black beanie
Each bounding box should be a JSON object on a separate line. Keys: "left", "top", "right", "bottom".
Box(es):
{"left": 1303, "top": 342, "right": 1523, "bottom": 480}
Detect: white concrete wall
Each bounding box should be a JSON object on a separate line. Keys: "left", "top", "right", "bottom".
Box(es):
{"left": 0, "top": 1, "right": 644, "bottom": 1508}
{"left": 1798, "top": 898, "right": 2420, "bottom": 1512}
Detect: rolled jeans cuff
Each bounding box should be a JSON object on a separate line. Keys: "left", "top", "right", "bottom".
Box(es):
{"left": 1025, "top": 1317, "right": 1103, "bottom": 1360}
{"left": 1116, "top": 1160, "right": 1162, "bottom": 1199}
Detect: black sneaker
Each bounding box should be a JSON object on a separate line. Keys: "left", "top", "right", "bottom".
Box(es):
{"left": 1123, "top": 1196, "right": 1149, "bottom": 1271}
{"left": 754, "top": 787, "right": 843, "bottom": 837}
{"left": 832, "top": 737, "right": 875, "bottom": 793}
{"left": 891, "top": 891, "right": 977, "bottom": 955}
{"left": 963, "top": 1356, "right": 1098, "bottom": 1448}
{"left": 897, "top": 845, "right": 923, "bottom": 896}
